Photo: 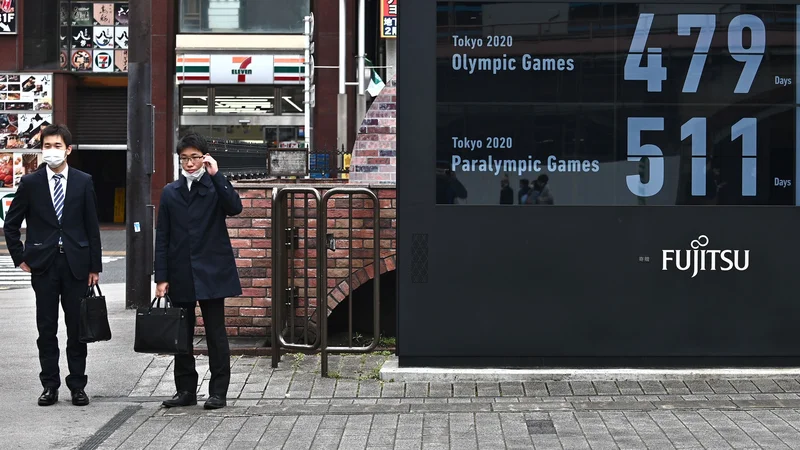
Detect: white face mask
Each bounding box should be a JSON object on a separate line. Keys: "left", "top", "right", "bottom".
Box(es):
{"left": 182, "top": 165, "right": 206, "bottom": 182}
{"left": 42, "top": 149, "right": 67, "bottom": 169}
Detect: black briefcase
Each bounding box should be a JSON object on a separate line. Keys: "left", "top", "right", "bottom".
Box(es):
{"left": 79, "top": 284, "right": 112, "bottom": 343}
{"left": 134, "top": 296, "right": 191, "bottom": 355}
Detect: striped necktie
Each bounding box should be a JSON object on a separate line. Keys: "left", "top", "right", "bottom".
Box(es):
{"left": 53, "top": 173, "right": 64, "bottom": 223}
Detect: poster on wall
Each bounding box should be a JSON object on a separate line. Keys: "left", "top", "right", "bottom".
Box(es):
{"left": 62, "top": 1, "right": 127, "bottom": 73}
{"left": 0, "top": 73, "right": 53, "bottom": 154}
{"left": 380, "top": 0, "right": 397, "bottom": 38}
{"left": 0, "top": 153, "right": 11, "bottom": 187}
{"left": 0, "top": 0, "right": 16, "bottom": 35}
{"left": 13, "top": 152, "right": 42, "bottom": 187}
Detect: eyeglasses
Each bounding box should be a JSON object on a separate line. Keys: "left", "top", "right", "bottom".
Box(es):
{"left": 179, "top": 155, "right": 204, "bottom": 164}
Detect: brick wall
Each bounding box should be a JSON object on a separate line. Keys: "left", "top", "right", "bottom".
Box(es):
{"left": 349, "top": 75, "right": 397, "bottom": 184}
{"left": 193, "top": 184, "right": 397, "bottom": 339}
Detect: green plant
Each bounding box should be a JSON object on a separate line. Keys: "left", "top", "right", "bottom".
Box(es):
{"left": 365, "top": 366, "right": 382, "bottom": 380}
{"left": 378, "top": 336, "right": 396, "bottom": 347}
{"left": 291, "top": 352, "right": 305, "bottom": 370}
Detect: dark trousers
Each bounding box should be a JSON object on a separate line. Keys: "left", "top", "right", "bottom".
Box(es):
{"left": 174, "top": 299, "right": 230, "bottom": 397}
{"left": 31, "top": 252, "right": 88, "bottom": 391}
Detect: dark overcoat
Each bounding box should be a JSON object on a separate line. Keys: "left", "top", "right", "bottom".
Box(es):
{"left": 154, "top": 171, "right": 243, "bottom": 303}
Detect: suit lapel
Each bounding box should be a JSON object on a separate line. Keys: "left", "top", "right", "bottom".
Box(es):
{"left": 38, "top": 168, "right": 59, "bottom": 226}
{"left": 63, "top": 166, "right": 80, "bottom": 222}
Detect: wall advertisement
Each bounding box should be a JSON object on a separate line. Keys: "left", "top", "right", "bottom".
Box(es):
{"left": 0, "top": 73, "right": 52, "bottom": 226}
{"left": 381, "top": 0, "right": 397, "bottom": 38}
{"left": 0, "top": 0, "right": 16, "bottom": 35}
{"left": 60, "top": 1, "right": 129, "bottom": 73}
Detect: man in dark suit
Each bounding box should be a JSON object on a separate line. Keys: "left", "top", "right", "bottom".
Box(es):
{"left": 155, "top": 133, "right": 242, "bottom": 410}
{"left": 3, "top": 124, "right": 102, "bottom": 407}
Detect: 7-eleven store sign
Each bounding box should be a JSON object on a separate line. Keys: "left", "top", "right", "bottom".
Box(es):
{"left": 177, "top": 54, "right": 305, "bottom": 85}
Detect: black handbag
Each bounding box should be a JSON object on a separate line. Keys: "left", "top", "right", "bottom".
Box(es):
{"left": 134, "top": 295, "right": 191, "bottom": 355}
{"left": 79, "top": 284, "right": 112, "bottom": 343}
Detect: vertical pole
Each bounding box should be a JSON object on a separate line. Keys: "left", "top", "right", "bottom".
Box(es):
{"left": 356, "top": 0, "right": 367, "bottom": 133}
{"left": 126, "top": 0, "right": 153, "bottom": 309}
{"left": 320, "top": 194, "right": 328, "bottom": 377}
{"left": 271, "top": 188, "right": 281, "bottom": 368}
{"left": 304, "top": 16, "right": 312, "bottom": 174}
{"left": 337, "top": 0, "right": 348, "bottom": 177}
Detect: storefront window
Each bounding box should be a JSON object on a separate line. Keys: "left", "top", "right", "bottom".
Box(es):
{"left": 178, "top": 125, "right": 304, "bottom": 147}
{"left": 179, "top": 0, "right": 309, "bottom": 34}
{"left": 180, "top": 86, "right": 307, "bottom": 116}
{"left": 214, "top": 86, "right": 274, "bottom": 115}
{"left": 279, "top": 86, "right": 305, "bottom": 115}
{"left": 265, "top": 126, "right": 305, "bottom": 149}
{"left": 180, "top": 86, "right": 209, "bottom": 115}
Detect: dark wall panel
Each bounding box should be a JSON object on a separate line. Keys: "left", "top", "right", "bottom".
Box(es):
{"left": 398, "top": 0, "right": 800, "bottom": 367}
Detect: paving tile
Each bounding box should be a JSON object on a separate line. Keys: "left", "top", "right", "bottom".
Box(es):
{"left": 523, "top": 382, "right": 548, "bottom": 397}
{"left": 569, "top": 381, "right": 596, "bottom": 396}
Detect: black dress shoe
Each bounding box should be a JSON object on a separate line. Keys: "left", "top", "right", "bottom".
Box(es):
{"left": 203, "top": 394, "right": 226, "bottom": 410}
{"left": 71, "top": 389, "right": 90, "bottom": 406}
{"left": 162, "top": 391, "right": 197, "bottom": 408}
{"left": 38, "top": 387, "right": 58, "bottom": 406}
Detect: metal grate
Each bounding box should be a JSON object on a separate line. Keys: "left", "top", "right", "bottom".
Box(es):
{"left": 77, "top": 405, "right": 141, "bottom": 449}
{"left": 411, "top": 233, "right": 429, "bottom": 283}
{"left": 526, "top": 419, "right": 557, "bottom": 435}
{"left": 74, "top": 87, "right": 128, "bottom": 145}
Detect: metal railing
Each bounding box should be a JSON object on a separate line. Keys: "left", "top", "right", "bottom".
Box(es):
{"left": 204, "top": 138, "right": 352, "bottom": 180}
{"left": 320, "top": 187, "right": 381, "bottom": 377}
{"left": 270, "top": 186, "right": 381, "bottom": 377}
{"left": 207, "top": 139, "right": 269, "bottom": 180}
{"left": 270, "top": 187, "right": 323, "bottom": 365}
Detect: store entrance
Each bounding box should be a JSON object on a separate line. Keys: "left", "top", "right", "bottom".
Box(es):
{"left": 67, "top": 150, "right": 126, "bottom": 225}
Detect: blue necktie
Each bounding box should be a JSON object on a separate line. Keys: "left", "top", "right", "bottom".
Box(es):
{"left": 53, "top": 174, "right": 64, "bottom": 223}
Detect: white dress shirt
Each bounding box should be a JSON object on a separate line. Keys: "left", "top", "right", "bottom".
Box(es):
{"left": 46, "top": 164, "right": 68, "bottom": 245}
{"left": 46, "top": 164, "right": 69, "bottom": 207}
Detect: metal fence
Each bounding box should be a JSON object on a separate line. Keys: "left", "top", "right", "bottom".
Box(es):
{"left": 205, "top": 138, "right": 351, "bottom": 180}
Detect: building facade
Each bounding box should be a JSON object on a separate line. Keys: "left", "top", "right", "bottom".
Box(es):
{"left": 0, "top": 0, "right": 130, "bottom": 225}
{"left": 0, "top": 0, "right": 390, "bottom": 223}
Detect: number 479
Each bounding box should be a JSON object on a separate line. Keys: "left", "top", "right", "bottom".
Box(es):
{"left": 624, "top": 13, "right": 765, "bottom": 94}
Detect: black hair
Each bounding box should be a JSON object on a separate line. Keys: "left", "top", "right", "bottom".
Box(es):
{"left": 176, "top": 132, "right": 208, "bottom": 154}
{"left": 41, "top": 124, "right": 73, "bottom": 147}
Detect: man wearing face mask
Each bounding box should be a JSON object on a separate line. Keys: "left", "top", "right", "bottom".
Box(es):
{"left": 3, "top": 124, "right": 102, "bottom": 407}
{"left": 154, "top": 132, "right": 242, "bottom": 410}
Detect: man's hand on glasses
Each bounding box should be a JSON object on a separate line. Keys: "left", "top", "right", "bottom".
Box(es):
{"left": 203, "top": 154, "right": 218, "bottom": 176}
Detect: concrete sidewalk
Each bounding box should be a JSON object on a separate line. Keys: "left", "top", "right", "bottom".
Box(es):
{"left": 0, "top": 283, "right": 151, "bottom": 449}
{"left": 6, "top": 284, "right": 800, "bottom": 448}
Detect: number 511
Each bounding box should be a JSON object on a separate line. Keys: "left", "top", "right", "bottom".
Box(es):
{"left": 627, "top": 117, "right": 757, "bottom": 197}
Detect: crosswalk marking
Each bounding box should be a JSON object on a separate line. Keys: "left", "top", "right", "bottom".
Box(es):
{"left": 0, "top": 255, "right": 124, "bottom": 286}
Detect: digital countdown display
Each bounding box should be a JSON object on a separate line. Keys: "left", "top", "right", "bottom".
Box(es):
{"left": 436, "top": 2, "right": 798, "bottom": 206}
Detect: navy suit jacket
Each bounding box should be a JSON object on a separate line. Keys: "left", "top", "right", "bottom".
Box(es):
{"left": 155, "top": 171, "right": 243, "bottom": 303}
{"left": 3, "top": 165, "right": 102, "bottom": 279}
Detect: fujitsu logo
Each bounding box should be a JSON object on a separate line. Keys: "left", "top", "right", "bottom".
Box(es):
{"left": 662, "top": 235, "right": 750, "bottom": 278}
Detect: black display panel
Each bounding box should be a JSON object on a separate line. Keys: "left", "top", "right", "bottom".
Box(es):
{"left": 436, "top": 2, "right": 798, "bottom": 205}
